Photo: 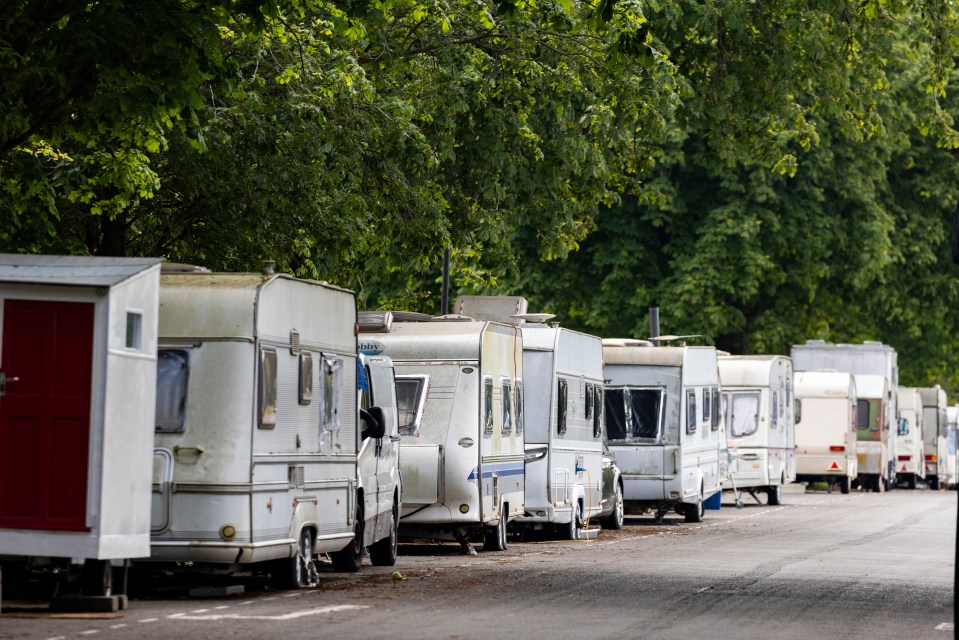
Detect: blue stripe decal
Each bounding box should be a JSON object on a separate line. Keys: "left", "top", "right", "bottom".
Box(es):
{"left": 467, "top": 462, "right": 525, "bottom": 480}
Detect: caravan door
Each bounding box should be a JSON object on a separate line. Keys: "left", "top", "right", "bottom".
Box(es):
{"left": 0, "top": 300, "right": 95, "bottom": 532}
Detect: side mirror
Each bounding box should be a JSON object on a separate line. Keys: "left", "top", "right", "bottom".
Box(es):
{"left": 361, "top": 406, "right": 387, "bottom": 440}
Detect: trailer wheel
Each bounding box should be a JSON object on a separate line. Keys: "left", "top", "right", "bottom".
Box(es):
{"left": 908, "top": 475, "right": 917, "bottom": 490}
{"left": 766, "top": 484, "right": 782, "bottom": 506}
{"left": 81, "top": 559, "right": 112, "bottom": 597}
{"left": 483, "top": 504, "right": 508, "bottom": 551}
{"left": 930, "top": 476, "right": 940, "bottom": 490}
{"left": 601, "top": 483, "right": 625, "bottom": 530}
{"left": 331, "top": 503, "right": 364, "bottom": 572}
{"left": 369, "top": 498, "right": 399, "bottom": 567}
{"left": 558, "top": 502, "right": 583, "bottom": 541}
{"left": 273, "top": 528, "right": 316, "bottom": 589}
{"left": 684, "top": 496, "right": 704, "bottom": 523}
{"left": 839, "top": 477, "right": 851, "bottom": 494}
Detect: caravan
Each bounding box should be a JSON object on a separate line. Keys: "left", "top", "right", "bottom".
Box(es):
{"left": 791, "top": 340, "right": 899, "bottom": 486}
{"left": 513, "top": 320, "right": 609, "bottom": 538}
{"left": 945, "top": 404, "right": 959, "bottom": 490}
{"left": 793, "top": 371, "right": 857, "bottom": 493}
{"left": 918, "top": 386, "right": 948, "bottom": 490}
{"left": 601, "top": 341, "right": 722, "bottom": 523}
{"left": 895, "top": 387, "right": 925, "bottom": 489}
{"left": 853, "top": 375, "right": 891, "bottom": 492}
{"left": 717, "top": 355, "right": 796, "bottom": 505}
{"left": 149, "top": 269, "right": 400, "bottom": 588}
{"left": 359, "top": 311, "right": 524, "bottom": 551}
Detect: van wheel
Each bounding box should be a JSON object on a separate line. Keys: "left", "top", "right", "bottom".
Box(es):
{"left": 559, "top": 502, "right": 583, "bottom": 540}
{"left": 766, "top": 484, "right": 782, "bottom": 506}
{"left": 483, "top": 505, "right": 508, "bottom": 551}
{"left": 331, "top": 503, "right": 364, "bottom": 572}
{"left": 273, "top": 528, "right": 315, "bottom": 589}
{"left": 369, "top": 499, "right": 399, "bottom": 567}
{"left": 907, "top": 475, "right": 917, "bottom": 490}
{"left": 684, "top": 496, "right": 704, "bottom": 523}
{"left": 601, "top": 484, "right": 625, "bottom": 530}
{"left": 839, "top": 477, "right": 851, "bottom": 494}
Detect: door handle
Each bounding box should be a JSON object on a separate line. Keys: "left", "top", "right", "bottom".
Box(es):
{"left": 0, "top": 373, "right": 20, "bottom": 397}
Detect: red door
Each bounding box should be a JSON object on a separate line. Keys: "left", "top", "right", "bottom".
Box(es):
{"left": 0, "top": 299, "right": 95, "bottom": 531}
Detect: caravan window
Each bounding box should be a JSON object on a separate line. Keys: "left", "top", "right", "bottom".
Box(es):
{"left": 514, "top": 380, "right": 524, "bottom": 435}
{"left": 592, "top": 385, "right": 604, "bottom": 438}
{"left": 396, "top": 374, "right": 429, "bottom": 437}
{"left": 771, "top": 390, "right": 779, "bottom": 425}
{"left": 299, "top": 353, "right": 313, "bottom": 405}
{"left": 501, "top": 378, "right": 513, "bottom": 434}
{"left": 857, "top": 399, "right": 882, "bottom": 442}
{"left": 557, "top": 379, "right": 569, "bottom": 435}
{"left": 703, "top": 388, "right": 712, "bottom": 424}
{"left": 730, "top": 392, "right": 760, "bottom": 437}
{"left": 585, "top": 383, "right": 594, "bottom": 420}
{"left": 156, "top": 349, "right": 191, "bottom": 433}
{"left": 711, "top": 387, "right": 721, "bottom": 431}
{"left": 483, "top": 376, "right": 494, "bottom": 435}
{"left": 604, "top": 387, "right": 662, "bottom": 443}
{"left": 686, "top": 390, "right": 697, "bottom": 434}
{"left": 258, "top": 347, "right": 278, "bottom": 429}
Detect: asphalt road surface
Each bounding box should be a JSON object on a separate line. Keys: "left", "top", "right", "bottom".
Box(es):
{"left": 2, "top": 487, "right": 955, "bottom": 640}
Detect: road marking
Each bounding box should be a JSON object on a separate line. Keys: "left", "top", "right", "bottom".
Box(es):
{"left": 191, "top": 608, "right": 209, "bottom": 613}
{"left": 283, "top": 592, "right": 302, "bottom": 598}
{"left": 45, "top": 636, "right": 66, "bottom": 640}
{"left": 169, "top": 604, "right": 369, "bottom": 621}
{"left": 109, "top": 624, "right": 127, "bottom": 630}
{"left": 139, "top": 618, "right": 159, "bottom": 623}
{"left": 936, "top": 623, "right": 954, "bottom": 631}
{"left": 214, "top": 605, "right": 230, "bottom": 609}
{"left": 80, "top": 631, "right": 100, "bottom": 636}
{"left": 240, "top": 601, "right": 255, "bottom": 605}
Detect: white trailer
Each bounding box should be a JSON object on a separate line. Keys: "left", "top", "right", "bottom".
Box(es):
{"left": 918, "top": 386, "right": 948, "bottom": 490}
{"left": 854, "top": 374, "right": 892, "bottom": 492}
{"left": 791, "top": 340, "right": 899, "bottom": 485}
{"left": 513, "top": 321, "right": 606, "bottom": 539}
{"left": 895, "top": 387, "right": 925, "bottom": 489}
{"left": 0, "top": 255, "right": 161, "bottom": 599}
{"left": 793, "top": 371, "right": 858, "bottom": 493}
{"left": 602, "top": 341, "right": 722, "bottom": 523}
{"left": 359, "top": 313, "right": 524, "bottom": 551}
{"left": 718, "top": 355, "right": 796, "bottom": 505}
{"left": 148, "top": 269, "right": 397, "bottom": 588}
{"left": 946, "top": 405, "right": 959, "bottom": 490}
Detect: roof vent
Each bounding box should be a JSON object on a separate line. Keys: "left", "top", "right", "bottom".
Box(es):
{"left": 262, "top": 260, "right": 275, "bottom": 276}
{"left": 358, "top": 311, "right": 394, "bottom": 333}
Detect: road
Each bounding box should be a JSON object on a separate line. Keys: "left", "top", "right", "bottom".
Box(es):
{"left": 2, "top": 488, "right": 955, "bottom": 640}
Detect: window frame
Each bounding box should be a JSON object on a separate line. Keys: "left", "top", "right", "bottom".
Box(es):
{"left": 686, "top": 389, "right": 697, "bottom": 435}
{"left": 258, "top": 347, "right": 278, "bottom": 429}
{"left": 557, "top": 378, "right": 569, "bottom": 435}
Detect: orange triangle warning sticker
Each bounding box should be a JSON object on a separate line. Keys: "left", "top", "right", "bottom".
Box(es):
{"left": 830, "top": 461, "right": 840, "bottom": 470}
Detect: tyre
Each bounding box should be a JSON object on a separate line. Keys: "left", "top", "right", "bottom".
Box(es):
{"left": 369, "top": 499, "right": 399, "bottom": 567}
{"left": 601, "top": 483, "right": 625, "bottom": 530}
{"left": 766, "top": 484, "right": 782, "bottom": 506}
{"left": 331, "top": 502, "right": 364, "bottom": 572}
{"left": 81, "top": 559, "right": 112, "bottom": 597}
{"left": 272, "top": 528, "right": 314, "bottom": 589}
{"left": 684, "top": 496, "right": 704, "bottom": 523}
{"left": 908, "top": 474, "right": 917, "bottom": 490}
{"left": 839, "top": 477, "right": 850, "bottom": 494}
{"left": 930, "top": 476, "right": 940, "bottom": 490}
{"left": 483, "top": 504, "right": 508, "bottom": 551}
{"left": 558, "top": 502, "right": 583, "bottom": 541}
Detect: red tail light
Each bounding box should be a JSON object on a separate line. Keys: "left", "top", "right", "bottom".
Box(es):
{"left": 829, "top": 446, "right": 845, "bottom": 452}
{"left": 898, "top": 455, "right": 911, "bottom": 461}
{"left": 925, "top": 454, "right": 937, "bottom": 461}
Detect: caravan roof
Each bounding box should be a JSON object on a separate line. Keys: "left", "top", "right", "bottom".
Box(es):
{"left": 0, "top": 253, "right": 162, "bottom": 287}
{"left": 361, "top": 319, "right": 516, "bottom": 361}
{"left": 853, "top": 374, "right": 888, "bottom": 399}
{"left": 794, "top": 371, "right": 855, "bottom": 398}
{"left": 718, "top": 355, "right": 790, "bottom": 387}
{"left": 602, "top": 342, "right": 718, "bottom": 385}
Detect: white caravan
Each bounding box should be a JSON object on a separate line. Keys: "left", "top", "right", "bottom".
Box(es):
{"left": 717, "top": 355, "right": 796, "bottom": 505}
{"left": 0, "top": 255, "right": 161, "bottom": 599}
{"left": 150, "top": 269, "right": 400, "bottom": 589}
{"left": 602, "top": 341, "right": 722, "bottom": 523}
{"left": 895, "top": 387, "right": 925, "bottom": 489}
{"left": 791, "top": 340, "right": 899, "bottom": 485}
{"left": 359, "top": 313, "right": 524, "bottom": 551}
{"left": 513, "top": 321, "right": 606, "bottom": 539}
{"left": 918, "top": 386, "right": 948, "bottom": 490}
{"left": 793, "top": 371, "right": 857, "bottom": 493}
{"left": 946, "top": 405, "right": 959, "bottom": 490}
{"left": 853, "top": 374, "right": 891, "bottom": 492}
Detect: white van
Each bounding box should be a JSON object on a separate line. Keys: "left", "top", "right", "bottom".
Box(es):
{"left": 793, "top": 371, "right": 857, "bottom": 493}
{"left": 718, "top": 355, "right": 796, "bottom": 505}
{"left": 513, "top": 321, "right": 606, "bottom": 539}
{"left": 602, "top": 341, "right": 722, "bottom": 523}
{"left": 919, "top": 386, "right": 948, "bottom": 490}
{"left": 149, "top": 269, "right": 400, "bottom": 589}
{"left": 895, "top": 386, "right": 925, "bottom": 489}
{"left": 359, "top": 312, "right": 524, "bottom": 551}
{"left": 854, "top": 374, "right": 891, "bottom": 492}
